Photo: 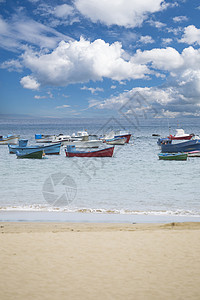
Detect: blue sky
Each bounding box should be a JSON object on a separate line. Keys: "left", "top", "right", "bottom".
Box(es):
{"left": 0, "top": 0, "right": 200, "bottom": 118}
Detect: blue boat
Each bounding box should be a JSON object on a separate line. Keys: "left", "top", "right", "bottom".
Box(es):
{"left": 8, "top": 139, "right": 61, "bottom": 155}
{"left": 161, "top": 139, "right": 200, "bottom": 153}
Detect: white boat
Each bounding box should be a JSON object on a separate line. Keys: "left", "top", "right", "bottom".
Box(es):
{"left": 64, "top": 140, "right": 102, "bottom": 148}
{"left": 35, "top": 134, "right": 56, "bottom": 143}
{"left": 105, "top": 137, "right": 126, "bottom": 145}
{"left": 0, "top": 135, "right": 19, "bottom": 145}
{"left": 51, "top": 134, "right": 71, "bottom": 145}
{"left": 71, "top": 130, "right": 89, "bottom": 141}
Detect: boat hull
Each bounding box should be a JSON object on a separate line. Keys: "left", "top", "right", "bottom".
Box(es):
{"left": 16, "top": 150, "right": 44, "bottom": 159}
{"left": 158, "top": 153, "right": 188, "bottom": 161}
{"left": 161, "top": 140, "right": 200, "bottom": 153}
{"left": 168, "top": 135, "right": 193, "bottom": 140}
{"left": 65, "top": 147, "right": 114, "bottom": 157}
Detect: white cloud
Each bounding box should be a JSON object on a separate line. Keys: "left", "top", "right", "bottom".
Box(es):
{"left": 162, "top": 38, "right": 173, "bottom": 45}
{"left": 179, "top": 25, "right": 200, "bottom": 45}
{"left": 21, "top": 37, "right": 150, "bottom": 87}
{"left": 81, "top": 86, "right": 104, "bottom": 94}
{"left": 139, "top": 35, "right": 154, "bottom": 44}
{"left": 173, "top": 15, "right": 188, "bottom": 23}
{"left": 90, "top": 45, "right": 200, "bottom": 117}
{"left": 56, "top": 104, "right": 70, "bottom": 109}
{"left": 20, "top": 76, "right": 40, "bottom": 90}
{"left": 0, "top": 14, "right": 72, "bottom": 51}
{"left": 133, "top": 47, "right": 184, "bottom": 71}
{"left": 75, "top": 0, "right": 165, "bottom": 28}
{"left": 34, "top": 95, "right": 47, "bottom": 99}
{"left": 54, "top": 4, "right": 74, "bottom": 19}
{"left": 0, "top": 59, "right": 23, "bottom": 72}
{"left": 147, "top": 20, "right": 166, "bottom": 28}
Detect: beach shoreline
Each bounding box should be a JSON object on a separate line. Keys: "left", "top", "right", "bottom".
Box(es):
{"left": 1, "top": 221, "right": 200, "bottom": 300}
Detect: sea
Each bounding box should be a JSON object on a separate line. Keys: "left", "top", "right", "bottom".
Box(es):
{"left": 0, "top": 117, "right": 200, "bottom": 223}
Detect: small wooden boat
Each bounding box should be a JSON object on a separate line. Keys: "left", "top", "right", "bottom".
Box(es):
{"left": 35, "top": 134, "right": 56, "bottom": 143}
{"left": 0, "top": 135, "right": 19, "bottom": 145}
{"left": 158, "top": 153, "right": 188, "bottom": 161}
{"left": 16, "top": 149, "right": 44, "bottom": 159}
{"left": 9, "top": 140, "right": 61, "bottom": 155}
{"left": 105, "top": 137, "right": 126, "bottom": 145}
{"left": 102, "top": 131, "right": 131, "bottom": 144}
{"left": 65, "top": 145, "right": 114, "bottom": 157}
{"left": 188, "top": 151, "right": 200, "bottom": 157}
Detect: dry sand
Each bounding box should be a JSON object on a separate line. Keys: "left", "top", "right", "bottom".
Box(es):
{"left": 1, "top": 222, "right": 200, "bottom": 300}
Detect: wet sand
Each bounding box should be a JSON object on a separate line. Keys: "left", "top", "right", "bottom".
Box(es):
{"left": 1, "top": 222, "right": 200, "bottom": 300}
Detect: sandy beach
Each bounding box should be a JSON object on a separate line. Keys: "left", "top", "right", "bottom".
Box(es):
{"left": 1, "top": 222, "right": 200, "bottom": 300}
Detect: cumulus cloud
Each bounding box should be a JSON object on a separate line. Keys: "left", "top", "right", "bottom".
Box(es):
{"left": 20, "top": 76, "right": 40, "bottom": 90}
{"left": 173, "top": 15, "right": 188, "bottom": 23}
{"left": 20, "top": 37, "right": 150, "bottom": 87}
{"left": 81, "top": 86, "right": 104, "bottom": 94}
{"left": 139, "top": 35, "right": 155, "bottom": 44}
{"left": 91, "top": 45, "right": 200, "bottom": 117}
{"left": 179, "top": 25, "right": 200, "bottom": 45}
{"left": 147, "top": 20, "right": 166, "bottom": 28}
{"left": 132, "top": 47, "right": 184, "bottom": 71}
{"left": 162, "top": 38, "right": 173, "bottom": 45}
{"left": 75, "top": 0, "right": 165, "bottom": 28}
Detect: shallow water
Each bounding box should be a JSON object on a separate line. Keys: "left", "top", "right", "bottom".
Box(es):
{"left": 0, "top": 119, "right": 200, "bottom": 221}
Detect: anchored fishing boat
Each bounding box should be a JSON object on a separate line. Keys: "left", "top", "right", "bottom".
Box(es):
{"left": 161, "top": 139, "right": 200, "bottom": 153}
{"left": 102, "top": 131, "right": 131, "bottom": 144}
{"left": 158, "top": 153, "right": 188, "bottom": 161}
{"left": 104, "top": 137, "right": 126, "bottom": 145}
{"left": 168, "top": 129, "right": 194, "bottom": 140}
{"left": 9, "top": 139, "right": 61, "bottom": 155}
{"left": 16, "top": 149, "right": 44, "bottom": 159}
{"left": 188, "top": 150, "right": 200, "bottom": 157}
{"left": 65, "top": 145, "right": 114, "bottom": 157}
{"left": 35, "top": 134, "right": 56, "bottom": 143}
{"left": 0, "top": 135, "right": 19, "bottom": 145}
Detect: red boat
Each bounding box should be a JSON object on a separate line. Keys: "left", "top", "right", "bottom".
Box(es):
{"left": 65, "top": 145, "right": 114, "bottom": 157}
{"left": 168, "top": 129, "right": 194, "bottom": 140}
{"left": 103, "top": 131, "right": 131, "bottom": 143}
{"left": 115, "top": 133, "right": 131, "bottom": 143}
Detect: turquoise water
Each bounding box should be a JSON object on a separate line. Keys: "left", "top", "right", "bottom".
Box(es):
{"left": 0, "top": 118, "right": 200, "bottom": 221}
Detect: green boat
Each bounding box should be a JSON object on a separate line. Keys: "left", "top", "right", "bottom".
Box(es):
{"left": 16, "top": 149, "right": 44, "bottom": 159}
{"left": 158, "top": 153, "right": 188, "bottom": 161}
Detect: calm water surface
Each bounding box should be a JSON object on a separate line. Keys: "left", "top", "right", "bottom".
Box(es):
{"left": 0, "top": 119, "right": 200, "bottom": 221}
